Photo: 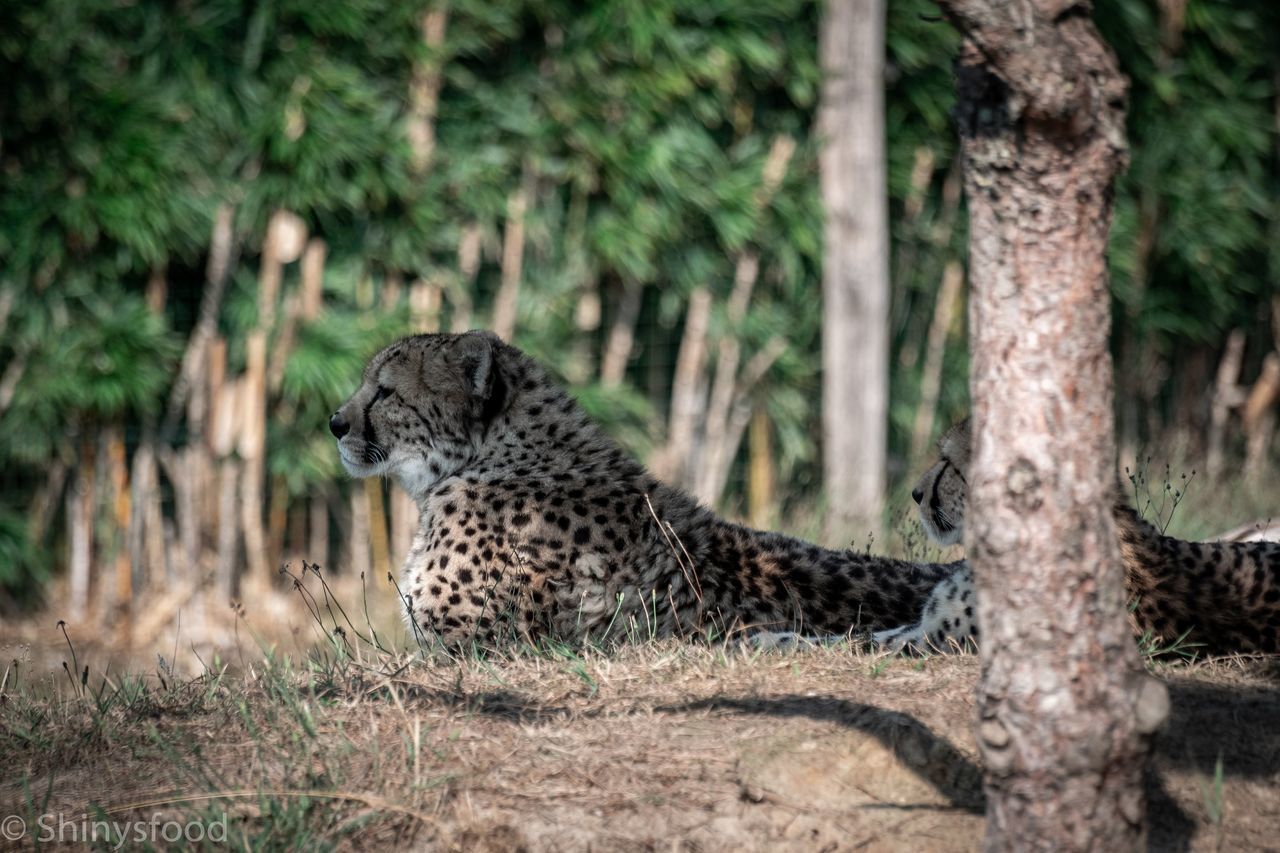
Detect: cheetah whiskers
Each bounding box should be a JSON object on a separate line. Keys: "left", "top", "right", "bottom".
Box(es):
{"left": 932, "top": 506, "right": 959, "bottom": 537}
{"left": 644, "top": 494, "right": 704, "bottom": 607}
{"left": 371, "top": 441, "right": 390, "bottom": 465}
{"left": 387, "top": 570, "right": 439, "bottom": 653}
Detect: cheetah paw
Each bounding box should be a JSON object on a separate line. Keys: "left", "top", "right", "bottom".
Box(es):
{"left": 872, "top": 624, "right": 926, "bottom": 654}
{"left": 746, "top": 630, "right": 830, "bottom": 652}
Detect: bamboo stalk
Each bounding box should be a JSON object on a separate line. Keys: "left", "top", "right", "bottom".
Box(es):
{"left": 382, "top": 270, "right": 404, "bottom": 313}
{"left": 1206, "top": 329, "right": 1246, "bottom": 479}
{"left": 156, "top": 446, "right": 199, "bottom": 579}
{"left": 206, "top": 338, "right": 230, "bottom": 455}
{"left": 365, "top": 480, "right": 391, "bottom": 578}
{"left": 28, "top": 456, "right": 67, "bottom": 546}
{"left": 299, "top": 238, "right": 327, "bottom": 322}
{"left": 67, "top": 433, "right": 95, "bottom": 622}
{"left": 349, "top": 488, "right": 372, "bottom": 581}
{"left": 390, "top": 488, "right": 418, "bottom": 573}
{"left": 145, "top": 460, "right": 168, "bottom": 587}
{"left": 653, "top": 287, "right": 713, "bottom": 484}
{"left": 690, "top": 135, "right": 794, "bottom": 504}
{"left": 240, "top": 332, "right": 269, "bottom": 585}
{"left": 565, "top": 186, "right": 598, "bottom": 385}
{"left": 909, "top": 259, "right": 964, "bottom": 463}
{"left": 600, "top": 282, "right": 643, "bottom": 388}
{"left": 0, "top": 286, "right": 13, "bottom": 337}
{"left": 1243, "top": 352, "right": 1280, "bottom": 473}
{"left": 146, "top": 264, "right": 168, "bottom": 314}
{"left": 267, "top": 292, "right": 301, "bottom": 395}
{"left": 308, "top": 493, "right": 330, "bottom": 570}
{"left": 491, "top": 166, "right": 534, "bottom": 341}
{"left": 0, "top": 352, "right": 27, "bottom": 420}
{"left": 410, "top": 277, "right": 443, "bottom": 333}
{"left": 407, "top": 4, "right": 450, "bottom": 175}
{"left": 450, "top": 224, "right": 482, "bottom": 332}
{"left": 266, "top": 216, "right": 308, "bottom": 395}
{"left": 125, "top": 442, "right": 150, "bottom": 598}
{"left": 267, "top": 474, "right": 289, "bottom": 573}
{"left": 208, "top": 338, "right": 234, "bottom": 595}
{"left": 287, "top": 502, "right": 307, "bottom": 564}
{"left": 747, "top": 407, "right": 775, "bottom": 529}
{"left": 703, "top": 335, "right": 788, "bottom": 506}
{"left": 162, "top": 203, "right": 235, "bottom": 438}
{"left": 891, "top": 148, "right": 937, "bottom": 357}
{"left": 107, "top": 425, "right": 131, "bottom": 635}
{"left": 216, "top": 460, "right": 240, "bottom": 598}
{"left": 695, "top": 253, "right": 760, "bottom": 503}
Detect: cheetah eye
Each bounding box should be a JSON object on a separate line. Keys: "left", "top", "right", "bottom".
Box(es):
{"left": 372, "top": 385, "right": 393, "bottom": 404}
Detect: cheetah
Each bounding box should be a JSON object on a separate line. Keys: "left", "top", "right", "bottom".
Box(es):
{"left": 874, "top": 418, "right": 1280, "bottom": 656}
{"left": 329, "top": 330, "right": 963, "bottom": 647}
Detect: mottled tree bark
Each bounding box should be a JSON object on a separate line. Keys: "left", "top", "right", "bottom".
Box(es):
{"left": 933, "top": 1, "right": 1169, "bottom": 849}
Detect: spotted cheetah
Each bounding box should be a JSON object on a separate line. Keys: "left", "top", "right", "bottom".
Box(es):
{"left": 874, "top": 418, "right": 1280, "bottom": 656}
{"left": 329, "top": 331, "right": 962, "bottom": 647}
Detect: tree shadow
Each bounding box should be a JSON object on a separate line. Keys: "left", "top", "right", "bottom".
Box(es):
{"left": 385, "top": 670, "right": 1280, "bottom": 852}
{"left": 667, "top": 693, "right": 1197, "bottom": 853}
{"left": 670, "top": 694, "right": 986, "bottom": 814}
{"left": 1159, "top": 678, "right": 1280, "bottom": 779}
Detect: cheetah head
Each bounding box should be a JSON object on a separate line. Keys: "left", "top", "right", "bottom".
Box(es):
{"left": 329, "top": 330, "right": 509, "bottom": 498}
{"left": 912, "top": 418, "right": 970, "bottom": 546}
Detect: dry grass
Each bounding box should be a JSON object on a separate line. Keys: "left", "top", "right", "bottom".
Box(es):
{"left": 3, "top": 609, "right": 1279, "bottom": 852}
{"left": 3, "top": 470, "right": 1279, "bottom": 852}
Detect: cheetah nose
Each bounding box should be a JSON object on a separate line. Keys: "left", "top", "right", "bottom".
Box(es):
{"left": 911, "top": 487, "right": 924, "bottom": 505}
{"left": 329, "top": 412, "right": 350, "bottom": 439}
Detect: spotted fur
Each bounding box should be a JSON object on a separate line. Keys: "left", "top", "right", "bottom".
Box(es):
{"left": 874, "top": 418, "right": 1280, "bottom": 656}
{"left": 331, "top": 331, "right": 963, "bottom": 647}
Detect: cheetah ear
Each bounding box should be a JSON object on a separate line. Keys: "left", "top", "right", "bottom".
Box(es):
{"left": 454, "top": 329, "right": 502, "bottom": 400}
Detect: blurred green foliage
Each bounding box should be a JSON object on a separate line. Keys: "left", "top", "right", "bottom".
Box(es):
{"left": 0, "top": 0, "right": 1276, "bottom": 602}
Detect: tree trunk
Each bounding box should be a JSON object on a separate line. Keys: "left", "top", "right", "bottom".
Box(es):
{"left": 492, "top": 166, "right": 534, "bottom": 341}
{"left": 407, "top": 4, "right": 449, "bottom": 175}
{"left": 819, "top": 0, "right": 889, "bottom": 542}
{"left": 67, "top": 433, "right": 95, "bottom": 621}
{"left": 365, "top": 479, "right": 391, "bottom": 578}
{"left": 308, "top": 492, "right": 330, "bottom": 571}
{"left": 348, "top": 488, "right": 372, "bottom": 581}
{"left": 653, "top": 287, "right": 712, "bottom": 485}
{"left": 600, "top": 281, "right": 643, "bottom": 388}
{"left": 299, "top": 238, "right": 327, "bottom": 322}
{"left": 909, "top": 259, "right": 964, "bottom": 464}
{"left": 934, "top": 2, "right": 1168, "bottom": 848}
{"left": 1206, "top": 329, "right": 1246, "bottom": 480}
{"left": 105, "top": 424, "right": 131, "bottom": 636}
{"left": 450, "top": 223, "right": 482, "bottom": 332}
{"left": 747, "top": 407, "right": 775, "bottom": 529}
{"left": 216, "top": 459, "right": 241, "bottom": 598}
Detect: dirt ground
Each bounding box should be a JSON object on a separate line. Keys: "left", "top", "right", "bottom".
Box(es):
{"left": 3, "top": 619, "right": 1279, "bottom": 852}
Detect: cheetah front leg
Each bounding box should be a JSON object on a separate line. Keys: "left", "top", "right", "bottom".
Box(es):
{"left": 872, "top": 568, "right": 980, "bottom": 655}
{"left": 872, "top": 622, "right": 929, "bottom": 653}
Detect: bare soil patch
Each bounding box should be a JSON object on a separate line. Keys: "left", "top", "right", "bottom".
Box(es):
{"left": 2, "top": 635, "right": 1278, "bottom": 851}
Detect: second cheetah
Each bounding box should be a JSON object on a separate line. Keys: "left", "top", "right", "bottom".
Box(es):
{"left": 875, "top": 418, "right": 1280, "bottom": 656}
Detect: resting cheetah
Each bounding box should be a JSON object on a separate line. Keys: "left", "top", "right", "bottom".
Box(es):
{"left": 874, "top": 418, "right": 1280, "bottom": 656}
{"left": 329, "top": 331, "right": 963, "bottom": 647}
